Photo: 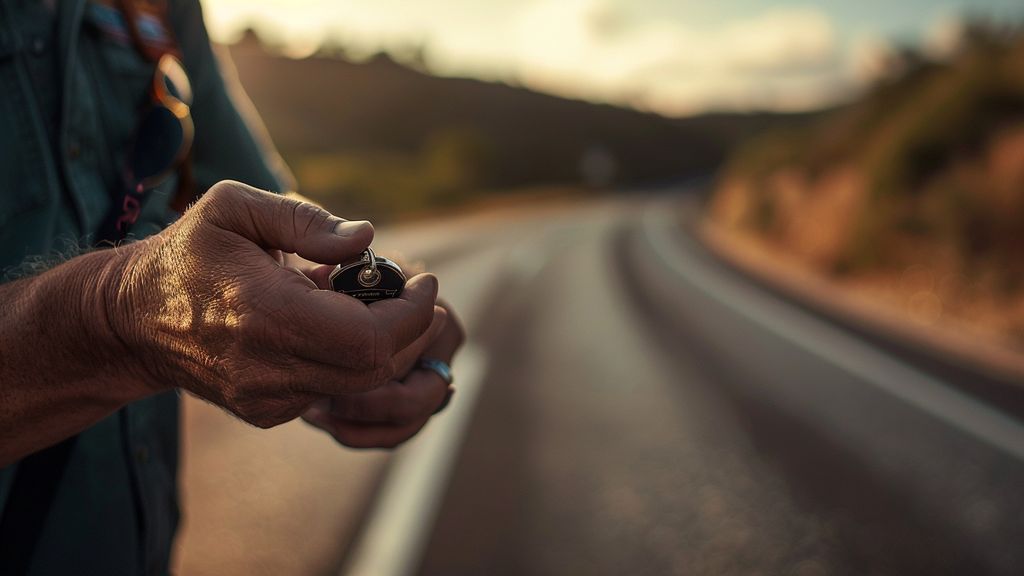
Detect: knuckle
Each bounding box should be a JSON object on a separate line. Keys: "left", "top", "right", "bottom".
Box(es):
{"left": 290, "top": 201, "right": 333, "bottom": 238}
{"left": 203, "top": 180, "right": 243, "bottom": 208}
{"left": 218, "top": 364, "right": 305, "bottom": 428}
{"left": 193, "top": 181, "right": 251, "bottom": 226}
{"left": 202, "top": 181, "right": 229, "bottom": 204}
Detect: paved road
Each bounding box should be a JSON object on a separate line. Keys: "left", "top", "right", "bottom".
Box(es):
{"left": 403, "top": 193, "right": 1024, "bottom": 576}
{"left": 176, "top": 192, "right": 1024, "bottom": 575}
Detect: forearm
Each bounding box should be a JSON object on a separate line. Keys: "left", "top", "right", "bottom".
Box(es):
{"left": 0, "top": 248, "right": 154, "bottom": 466}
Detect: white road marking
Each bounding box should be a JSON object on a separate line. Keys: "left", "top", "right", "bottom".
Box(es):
{"left": 642, "top": 203, "right": 1024, "bottom": 462}
{"left": 343, "top": 344, "right": 489, "bottom": 576}
{"left": 342, "top": 234, "right": 553, "bottom": 576}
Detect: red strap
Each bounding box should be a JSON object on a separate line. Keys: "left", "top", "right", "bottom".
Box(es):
{"left": 113, "top": 0, "right": 179, "bottom": 62}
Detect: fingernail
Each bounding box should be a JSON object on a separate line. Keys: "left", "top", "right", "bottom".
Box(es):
{"left": 334, "top": 220, "right": 372, "bottom": 237}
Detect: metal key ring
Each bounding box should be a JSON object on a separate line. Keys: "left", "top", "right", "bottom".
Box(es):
{"left": 358, "top": 247, "right": 382, "bottom": 287}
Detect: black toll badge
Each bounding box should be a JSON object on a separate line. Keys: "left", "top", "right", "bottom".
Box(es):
{"left": 329, "top": 248, "right": 406, "bottom": 303}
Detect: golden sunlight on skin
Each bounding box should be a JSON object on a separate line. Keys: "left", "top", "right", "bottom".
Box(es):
{"left": 134, "top": 226, "right": 243, "bottom": 388}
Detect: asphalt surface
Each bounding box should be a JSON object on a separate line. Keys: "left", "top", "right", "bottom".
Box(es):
{"left": 410, "top": 193, "right": 1024, "bottom": 576}
{"left": 174, "top": 192, "right": 1024, "bottom": 576}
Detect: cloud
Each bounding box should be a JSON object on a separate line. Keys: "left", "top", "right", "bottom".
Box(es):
{"left": 717, "top": 8, "right": 837, "bottom": 73}
{"left": 490, "top": 2, "right": 841, "bottom": 113}
{"left": 507, "top": 3, "right": 838, "bottom": 74}
{"left": 203, "top": 0, "right": 847, "bottom": 114}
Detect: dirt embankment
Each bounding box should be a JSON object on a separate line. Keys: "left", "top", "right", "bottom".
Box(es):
{"left": 714, "top": 122, "right": 1024, "bottom": 330}
{"left": 705, "top": 26, "right": 1024, "bottom": 372}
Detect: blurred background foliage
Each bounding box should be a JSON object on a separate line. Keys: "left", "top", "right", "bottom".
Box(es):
{"left": 710, "top": 21, "right": 1024, "bottom": 342}
{"left": 227, "top": 30, "right": 814, "bottom": 219}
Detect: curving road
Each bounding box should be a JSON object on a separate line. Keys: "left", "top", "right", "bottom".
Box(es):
{"left": 175, "top": 191, "right": 1024, "bottom": 576}
{"left": 376, "top": 192, "right": 1024, "bottom": 576}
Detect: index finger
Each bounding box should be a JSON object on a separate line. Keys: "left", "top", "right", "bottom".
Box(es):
{"left": 368, "top": 273, "right": 439, "bottom": 354}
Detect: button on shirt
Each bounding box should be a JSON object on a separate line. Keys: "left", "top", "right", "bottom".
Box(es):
{"left": 0, "top": 0, "right": 293, "bottom": 574}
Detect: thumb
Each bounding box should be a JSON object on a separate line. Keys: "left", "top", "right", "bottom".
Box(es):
{"left": 199, "top": 180, "right": 374, "bottom": 265}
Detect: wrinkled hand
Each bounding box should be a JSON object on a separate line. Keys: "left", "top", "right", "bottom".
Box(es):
{"left": 105, "top": 180, "right": 443, "bottom": 430}
{"left": 302, "top": 300, "right": 465, "bottom": 448}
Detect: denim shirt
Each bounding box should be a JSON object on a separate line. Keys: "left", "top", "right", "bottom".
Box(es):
{"left": 0, "top": 1, "right": 291, "bottom": 573}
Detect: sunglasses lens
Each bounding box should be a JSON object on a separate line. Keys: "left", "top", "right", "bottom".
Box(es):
{"left": 158, "top": 55, "right": 193, "bottom": 106}
{"left": 132, "top": 106, "right": 185, "bottom": 186}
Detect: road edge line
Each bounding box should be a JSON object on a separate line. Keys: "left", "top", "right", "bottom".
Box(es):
{"left": 340, "top": 344, "right": 489, "bottom": 576}
{"left": 642, "top": 202, "right": 1024, "bottom": 462}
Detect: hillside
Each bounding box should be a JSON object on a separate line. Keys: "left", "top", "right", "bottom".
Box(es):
{"left": 226, "top": 31, "right": 814, "bottom": 217}
{"left": 709, "top": 24, "right": 1024, "bottom": 349}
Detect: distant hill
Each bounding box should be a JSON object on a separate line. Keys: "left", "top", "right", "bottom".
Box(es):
{"left": 226, "top": 31, "right": 813, "bottom": 216}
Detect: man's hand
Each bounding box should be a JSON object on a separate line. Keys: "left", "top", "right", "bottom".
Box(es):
{"left": 278, "top": 247, "right": 467, "bottom": 448}
{"left": 302, "top": 300, "right": 465, "bottom": 448}
{"left": 106, "top": 181, "right": 444, "bottom": 429}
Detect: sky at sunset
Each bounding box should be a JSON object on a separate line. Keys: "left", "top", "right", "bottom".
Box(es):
{"left": 198, "top": 0, "right": 1024, "bottom": 116}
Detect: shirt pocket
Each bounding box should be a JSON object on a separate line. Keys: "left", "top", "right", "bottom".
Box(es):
{"left": 95, "top": 39, "right": 153, "bottom": 95}
{"left": 0, "top": 67, "right": 53, "bottom": 231}
{"left": 86, "top": 38, "right": 155, "bottom": 157}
